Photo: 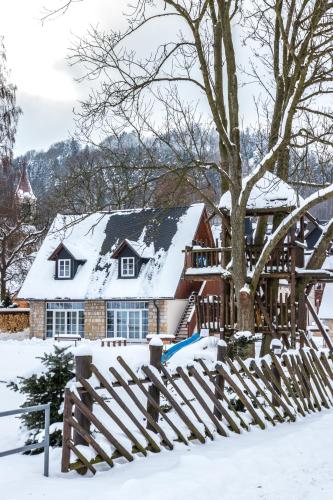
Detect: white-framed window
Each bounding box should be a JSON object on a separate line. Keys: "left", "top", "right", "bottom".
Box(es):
{"left": 46, "top": 302, "right": 85, "bottom": 338}
{"left": 107, "top": 301, "right": 148, "bottom": 340}
{"left": 58, "top": 259, "right": 71, "bottom": 278}
{"left": 121, "top": 257, "right": 135, "bottom": 277}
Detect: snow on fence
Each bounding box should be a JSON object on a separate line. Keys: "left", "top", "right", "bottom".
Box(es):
{"left": 61, "top": 342, "right": 333, "bottom": 475}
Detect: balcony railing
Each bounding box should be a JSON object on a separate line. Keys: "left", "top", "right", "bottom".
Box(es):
{"left": 184, "top": 246, "right": 227, "bottom": 270}
{"left": 184, "top": 242, "right": 296, "bottom": 276}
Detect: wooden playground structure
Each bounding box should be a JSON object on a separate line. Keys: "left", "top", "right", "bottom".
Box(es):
{"left": 184, "top": 202, "right": 333, "bottom": 352}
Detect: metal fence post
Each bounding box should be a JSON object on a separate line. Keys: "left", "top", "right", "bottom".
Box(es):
{"left": 44, "top": 403, "right": 50, "bottom": 477}
{"left": 147, "top": 336, "right": 163, "bottom": 431}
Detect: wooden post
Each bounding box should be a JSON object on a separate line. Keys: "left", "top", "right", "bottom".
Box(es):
{"left": 74, "top": 353, "right": 93, "bottom": 446}
{"left": 270, "top": 339, "right": 283, "bottom": 407}
{"left": 147, "top": 336, "right": 163, "bottom": 431}
{"left": 214, "top": 340, "right": 227, "bottom": 420}
{"left": 290, "top": 226, "right": 297, "bottom": 349}
{"left": 61, "top": 388, "right": 73, "bottom": 473}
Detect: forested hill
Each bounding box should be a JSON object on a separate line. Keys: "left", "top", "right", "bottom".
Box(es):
{"left": 14, "top": 131, "right": 333, "bottom": 224}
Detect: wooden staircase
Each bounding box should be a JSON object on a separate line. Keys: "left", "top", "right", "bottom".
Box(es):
{"left": 174, "top": 292, "right": 197, "bottom": 342}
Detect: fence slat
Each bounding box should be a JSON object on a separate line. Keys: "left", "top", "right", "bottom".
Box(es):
{"left": 67, "top": 415, "right": 114, "bottom": 468}
{"left": 142, "top": 365, "right": 206, "bottom": 444}
{"left": 270, "top": 354, "right": 306, "bottom": 417}
{"left": 286, "top": 354, "right": 314, "bottom": 412}
{"left": 159, "top": 363, "right": 214, "bottom": 439}
{"left": 91, "top": 365, "right": 160, "bottom": 453}
{"left": 235, "top": 356, "right": 284, "bottom": 422}
{"left": 61, "top": 389, "right": 73, "bottom": 473}
{"left": 216, "top": 364, "right": 266, "bottom": 429}
{"left": 250, "top": 362, "right": 295, "bottom": 421}
{"left": 71, "top": 391, "right": 133, "bottom": 462}
{"left": 187, "top": 365, "right": 240, "bottom": 434}
{"left": 117, "top": 356, "right": 188, "bottom": 445}
{"left": 68, "top": 441, "right": 97, "bottom": 475}
{"left": 109, "top": 366, "right": 173, "bottom": 449}
{"left": 226, "top": 358, "right": 276, "bottom": 426}
{"left": 177, "top": 366, "right": 227, "bottom": 436}
{"left": 196, "top": 358, "right": 250, "bottom": 430}
{"left": 78, "top": 376, "right": 147, "bottom": 456}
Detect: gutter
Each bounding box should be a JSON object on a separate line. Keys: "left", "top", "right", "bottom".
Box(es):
{"left": 153, "top": 299, "right": 160, "bottom": 335}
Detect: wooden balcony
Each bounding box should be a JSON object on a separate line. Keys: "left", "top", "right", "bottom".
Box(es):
{"left": 184, "top": 242, "right": 298, "bottom": 280}
{"left": 184, "top": 246, "right": 230, "bottom": 281}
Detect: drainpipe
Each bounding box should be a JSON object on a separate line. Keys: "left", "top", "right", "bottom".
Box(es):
{"left": 153, "top": 300, "right": 160, "bottom": 335}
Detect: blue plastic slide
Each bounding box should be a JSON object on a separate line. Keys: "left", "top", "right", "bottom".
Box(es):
{"left": 161, "top": 333, "right": 202, "bottom": 363}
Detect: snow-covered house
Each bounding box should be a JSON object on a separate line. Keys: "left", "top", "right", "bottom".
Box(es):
{"left": 19, "top": 204, "right": 214, "bottom": 341}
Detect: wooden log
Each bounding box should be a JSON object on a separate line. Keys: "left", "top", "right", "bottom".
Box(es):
{"left": 177, "top": 366, "right": 228, "bottom": 437}
{"left": 147, "top": 340, "right": 163, "bottom": 431}
{"left": 74, "top": 354, "right": 92, "bottom": 447}
{"left": 91, "top": 365, "right": 160, "bottom": 453}
{"left": 142, "top": 365, "right": 206, "bottom": 444}
{"left": 61, "top": 388, "right": 73, "bottom": 473}
{"left": 109, "top": 366, "right": 173, "bottom": 449}
{"left": 78, "top": 376, "right": 147, "bottom": 456}
{"left": 117, "top": 356, "right": 188, "bottom": 445}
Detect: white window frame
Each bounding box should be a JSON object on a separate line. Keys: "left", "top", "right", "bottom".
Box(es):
{"left": 58, "top": 259, "right": 71, "bottom": 278}
{"left": 107, "top": 301, "right": 148, "bottom": 341}
{"left": 121, "top": 256, "right": 135, "bottom": 277}
{"left": 46, "top": 302, "right": 85, "bottom": 337}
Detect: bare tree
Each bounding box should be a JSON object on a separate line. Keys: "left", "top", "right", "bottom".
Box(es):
{"left": 51, "top": 0, "right": 333, "bottom": 333}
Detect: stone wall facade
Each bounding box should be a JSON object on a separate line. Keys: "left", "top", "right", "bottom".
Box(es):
{"left": 84, "top": 300, "right": 106, "bottom": 339}
{"left": 148, "top": 300, "right": 168, "bottom": 335}
{"left": 30, "top": 301, "right": 46, "bottom": 339}
{"left": 28, "top": 299, "right": 178, "bottom": 340}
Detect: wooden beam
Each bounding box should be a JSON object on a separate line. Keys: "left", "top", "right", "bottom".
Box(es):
{"left": 305, "top": 295, "right": 333, "bottom": 352}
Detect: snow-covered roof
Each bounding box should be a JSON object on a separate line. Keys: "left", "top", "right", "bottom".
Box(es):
{"left": 319, "top": 283, "right": 333, "bottom": 319}
{"left": 219, "top": 171, "right": 302, "bottom": 212}
{"left": 19, "top": 204, "right": 205, "bottom": 300}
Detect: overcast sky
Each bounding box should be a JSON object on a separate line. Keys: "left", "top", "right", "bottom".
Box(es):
{"left": 0, "top": 0, "right": 125, "bottom": 155}
{"left": 0, "top": 1, "right": 258, "bottom": 156}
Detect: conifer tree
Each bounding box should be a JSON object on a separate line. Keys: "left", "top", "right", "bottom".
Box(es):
{"left": 8, "top": 346, "right": 74, "bottom": 452}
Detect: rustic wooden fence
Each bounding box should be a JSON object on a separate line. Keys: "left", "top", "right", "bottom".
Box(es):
{"left": 61, "top": 341, "right": 333, "bottom": 475}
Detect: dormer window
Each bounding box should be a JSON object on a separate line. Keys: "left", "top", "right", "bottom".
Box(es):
{"left": 121, "top": 257, "right": 135, "bottom": 277}
{"left": 58, "top": 259, "right": 71, "bottom": 278}
{"left": 48, "top": 243, "right": 86, "bottom": 280}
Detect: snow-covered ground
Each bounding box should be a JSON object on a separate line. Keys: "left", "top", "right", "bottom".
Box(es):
{"left": 1, "top": 334, "right": 333, "bottom": 500}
